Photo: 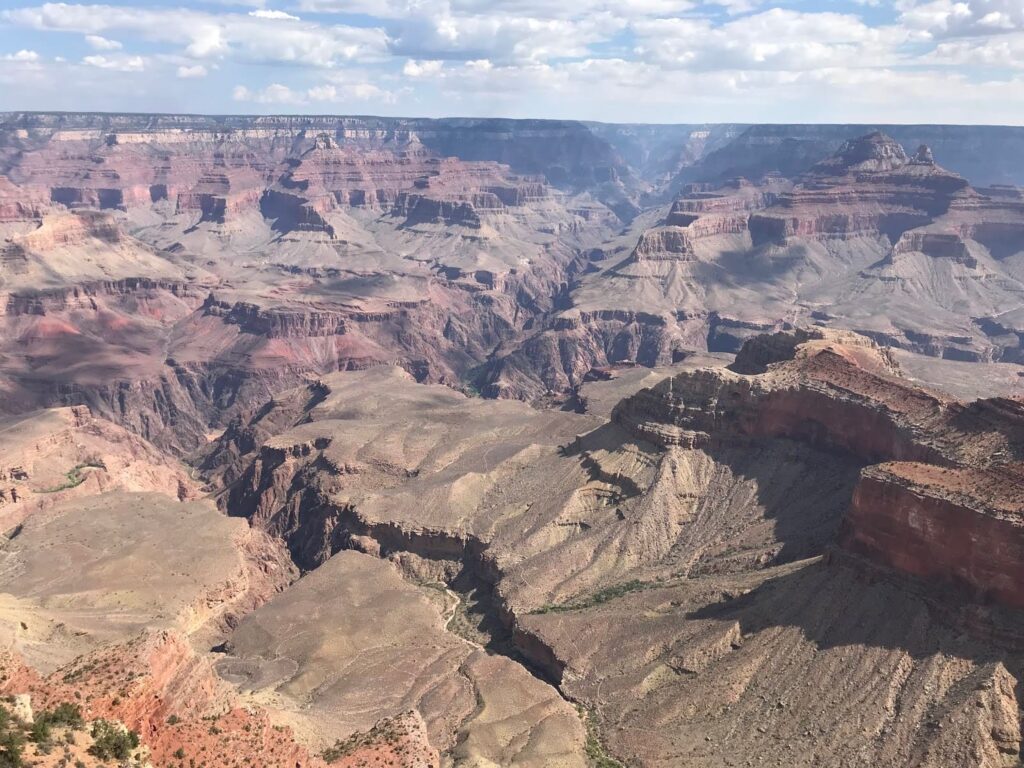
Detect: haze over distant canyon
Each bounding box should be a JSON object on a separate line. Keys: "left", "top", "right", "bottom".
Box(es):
{"left": 0, "top": 109, "right": 1023, "bottom": 768}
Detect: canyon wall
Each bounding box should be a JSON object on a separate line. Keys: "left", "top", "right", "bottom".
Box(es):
{"left": 613, "top": 330, "right": 1024, "bottom": 611}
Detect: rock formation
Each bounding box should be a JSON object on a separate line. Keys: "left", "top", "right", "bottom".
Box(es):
{"left": 614, "top": 328, "right": 1024, "bottom": 612}
{"left": 184, "top": 328, "right": 1024, "bottom": 767}
{"left": 1, "top": 111, "right": 1024, "bottom": 767}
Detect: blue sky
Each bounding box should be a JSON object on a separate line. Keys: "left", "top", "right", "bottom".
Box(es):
{"left": 0, "top": 0, "right": 1022, "bottom": 123}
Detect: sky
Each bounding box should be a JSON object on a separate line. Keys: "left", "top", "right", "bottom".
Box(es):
{"left": 0, "top": 0, "right": 1022, "bottom": 124}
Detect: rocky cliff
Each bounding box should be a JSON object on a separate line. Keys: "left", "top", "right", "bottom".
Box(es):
{"left": 197, "top": 336, "right": 1024, "bottom": 768}
{"left": 843, "top": 461, "right": 1024, "bottom": 608}
{"left": 614, "top": 328, "right": 1024, "bottom": 612}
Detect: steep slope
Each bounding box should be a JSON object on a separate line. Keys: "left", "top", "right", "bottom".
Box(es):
{"left": 481, "top": 132, "right": 1024, "bottom": 401}
{"left": 204, "top": 329, "right": 1024, "bottom": 767}
{"left": 0, "top": 117, "right": 620, "bottom": 452}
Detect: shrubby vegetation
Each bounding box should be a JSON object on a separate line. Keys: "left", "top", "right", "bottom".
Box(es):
{"left": 0, "top": 701, "right": 86, "bottom": 767}
{"left": 38, "top": 459, "right": 107, "bottom": 494}
{"left": 0, "top": 705, "right": 24, "bottom": 768}
{"left": 88, "top": 718, "right": 140, "bottom": 761}
{"left": 531, "top": 579, "right": 654, "bottom": 614}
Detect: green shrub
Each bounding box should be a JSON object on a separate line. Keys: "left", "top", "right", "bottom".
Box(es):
{"left": 0, "top": 728, "right": 24, "bottom": 768}
{"left": 34, "top": 703, "right": 84, "bottom": 731}
{"left": 26, "top": 719, "right": 50, "bottom": 745}
{"left": 88, "top": 719, "right": 139, "bottom": 761}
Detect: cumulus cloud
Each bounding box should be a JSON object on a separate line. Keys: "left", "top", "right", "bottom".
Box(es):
{"left": 389, "top": 11, "right": 623, "bottom": 63}
{"left": 82, "top": 54, "right": 146, "bottom": 71}
{"left": 177, "top": 64, "right": 209, "bottom": 78}
{"left": 249, "top": 9, "right": 300, "bottom": 20}
{"left": 2, "top": 49, "right": 40, "bottom": 62}
{"left": 2, "top": 3, "right": 388, "bottom": 67}
{"left": 898, "top": 0, "right": 1024, "bottom": 35}
{"left": 2, "top": 0, "right": 1023, "bottom": 122}
{"left": 403, "top": 59, "right": 444, "bottom": 76}
{"left": 85, "top": 34, "right": 121, "bottom": 50}
{"left": 298, "top": 0, "right": 694, "bottom": 19}
{"left": 234, "top": 78, "right": 396, "bottom": 104}
{"left": 707, "top": 0, "right": 763, "bottom": 14}
{"left": 233, "top": 82, "right": 302, "bottom": 103}
{"left": 632, "top": 9, "right": 912, "bottom": 72}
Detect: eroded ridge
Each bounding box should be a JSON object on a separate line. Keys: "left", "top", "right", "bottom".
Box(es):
{"left": 192, "top": 328, "right": 1021, "bottom": 766}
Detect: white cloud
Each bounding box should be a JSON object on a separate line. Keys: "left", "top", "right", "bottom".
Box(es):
{"left": 390, "top": 11, "right": 624, "bottom": 63}
{"left": 298, "top": 0, "right": 695, "bottom": 19}
{"left": 85, "top": 34, "right": 121, "bottom": 50}
{"left": 2, "top": 0, "right": 1024, "bottom": 122}
{"left": 633, "top": 9, "right": 913, "bottom": 72}
{"left": 1, "top": 49, "right": 40, "bottom": 62}
{"left": 707, "top": 0, "right": 763, "bottom": 14}
{"left": 234, "top": 78, "right": 395, "bottom": 104}
{"left": 403, "top": 58, "right": 443, "bottom": 76}
{"left": 236, "top": 82, "right": 303, "bottom": 103}
{"left": 176, "top": 64, "right": 209, "bottom": 78}
{"left": 898, "top": 0, "right": 1024, "bottom": 35}
{"left": 82, "top": 54, "right": 146, "bottom": 71}
{"left": 3, "top": 3, "right": 388, "bottom": 68}
{"left": 248, "top": 9, "right": 300, "bottom": 20}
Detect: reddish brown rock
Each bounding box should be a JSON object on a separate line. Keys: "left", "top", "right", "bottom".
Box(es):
{"left": 614, "top": 329, "right": 1024, "bottom": 611}
{"left": 0, "top": 631, "right": 329, "bottom": 768}
{"left": 748, "top": 132, "right": 972, "bottom": 245}
{"left": 842, "top": 462, "right": 1024, "bottom": 608}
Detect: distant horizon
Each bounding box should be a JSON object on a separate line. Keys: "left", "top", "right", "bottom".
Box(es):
{"left": 3, "top": 110, "right": 1024, "bottom": 130}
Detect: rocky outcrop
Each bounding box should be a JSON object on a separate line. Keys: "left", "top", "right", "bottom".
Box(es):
{"left": 891, "top": 231, "right": 975, "bottom": 265}
{"left": 842, "top": 462, "right": 1024, "bottom": 608}
{"left": 395, "top": 193, "right": 482, "bottom": 228}
{"left": 748, "top": 133, "right": 973, "bottom": 246}
{"left": 810, "top": 131, "right": 911, "bottom": 175}
{"left": 677, "top": 123, "right": 1024, "bottom": 187}
{"left": 478, "top": 307, "right": 699, "bottom": 399}
{"left": 631, "top": 226, "right": 697, "bottom": 260}
{"left": 614, "top": 346, "right": 950, "bottom": 464}
{"left": 10, "top": 209, "right": 122, "bottom": 250}
{"left": 0, "top": 631, "right": 328, "bottom": 768}
{"left": 175, "top": 170, "right": 264, "bottom": 224}
{"left": 631, "top": 214, "right": 752, "bottom": 262}
{"left": 0, "top": 175, "right": 48, "bottom": 221}
{"left": 203, "top": 297, "right": 349, "bottom": 338}
{"left": 614, "top": 329, "right": 1024, "bottom": 613}
{"left": 629, "top": 179, "right": 779, "bottom": 262}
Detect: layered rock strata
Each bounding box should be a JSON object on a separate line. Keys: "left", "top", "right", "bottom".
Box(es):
{"left": 614, "top": 328, "right": 1024, "bottom": 611}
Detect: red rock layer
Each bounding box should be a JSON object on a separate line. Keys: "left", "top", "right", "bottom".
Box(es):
{"left": 0, "top": 175, "right": 49, "bottom": 221}
{"left": 631, "top": 214, "right": 751, "bottom": 262}
{"left": 843, "top": 462, "right": 1024, "bottom": 608}
{"left": 4, "top": 125, "right": 554, "bottom": 233}
{"left": 746, "top": 133, "right": 974, "bottom": 245}
{"left": 0, "top": 631, "right": 326, "bottom": 768}
{"left": 614, "top": 329, "right": 1024, "bottom": 610}
{"left": 631, "top": 179, "right": 780, "bottom": 262}
{"left": 0, "top": 629, "right": 439, "bottom": 768}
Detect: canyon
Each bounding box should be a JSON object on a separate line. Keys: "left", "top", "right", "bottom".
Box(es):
{"left": 0, "top": 113, "right": 1022, "bottom": 767}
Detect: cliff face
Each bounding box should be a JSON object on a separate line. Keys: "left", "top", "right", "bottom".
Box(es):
{"left": 0, "top": 115, "right": 618, "bottom": 451}
{"left": 613, "top": 334, "right": 952, "bottom": 464}
{"left": 197, "top": 335, "right": 1024, "bottom": 768}
{"left": 843, "top": 462, "right": 1024, "bottom": 608}
{"left": 677, "top": 123, "right": 1024, "bottom": 187}
{"left": 748, "top": 133, "right": 972, "bottom": 246}
{"left": 613, "top": 329, "right": 1024, "bottom": 612}
{"left": 4, "top": 116, "right": 1024, "bottom": 451}
{"left": 556, "top": 130, "right": 1024, "bottom": 375}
